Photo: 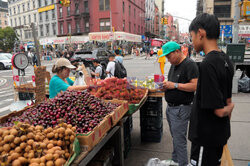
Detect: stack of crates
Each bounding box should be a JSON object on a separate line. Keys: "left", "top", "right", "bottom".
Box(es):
{"left": 123, "top": 116, "right": 133, "bottom": 158}
{"left": 140, "top": 97, "right": 163, "bottom": 142}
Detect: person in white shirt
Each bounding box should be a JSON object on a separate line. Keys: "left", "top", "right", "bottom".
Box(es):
{"left": 106, "top": 54, "right": 116, "bottom": 77}
{"left": 114, "top": 49, "right": 123, "bottom": 64}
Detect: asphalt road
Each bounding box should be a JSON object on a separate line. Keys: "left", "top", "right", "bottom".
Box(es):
{"left": 0, "top": 55, "right": 170, "bottom": 117}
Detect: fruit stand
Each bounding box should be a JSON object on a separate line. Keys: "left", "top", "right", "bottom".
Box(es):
{"left": 0, "top": 75, "right": 165, "bottom": 165}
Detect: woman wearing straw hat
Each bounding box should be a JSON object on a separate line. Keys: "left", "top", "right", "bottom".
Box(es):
{"left": 49, "top": 58, "right": 88, "bottom": 99}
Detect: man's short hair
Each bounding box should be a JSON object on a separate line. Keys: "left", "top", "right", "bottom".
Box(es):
{"left": 93, "top": 59, "right": 100, "bottom": 63}
{"left": 109, "top": 54, "right": 115, "bottom": 58}
{"left": 189, "top": 13, "right": 220, "bottom": 40}
{"left": 115, "top": 49, "right": 120, "bottom": 55}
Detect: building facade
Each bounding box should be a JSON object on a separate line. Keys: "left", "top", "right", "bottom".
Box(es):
{"left": 155, "top": 0, "right": 164, "bottom": 37}
{"left": 38, "top": 0, "right": 58, "bottom": 40}
{"left": 8, "top": 0, "right": 38, "bottom": 42}
{"left": 145, "top": 0, "right": 155, "bottom": 37}
{"left": 197, "top": 0, "right": 237, "bottom": 43}
{"left": 154, "top": 3, "right": 159, "bottom": 36}
{"left": 57, "top": 0, "right": 89, "bottom": 37}
{"left": 0, "top": 0, "right": 8, "bottom": 29}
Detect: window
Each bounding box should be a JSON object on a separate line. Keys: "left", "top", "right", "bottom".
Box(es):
{"left": 5, "top": 21, "right": 7, "bottom": 25}
{"left": 75, "top": 3, "right": 79, "bottom": 14}
{"left": 67, "top": 7, "right": 70, "bottom": 16}
{"left": 52, "top": 23, "right": 56, "bottom": 35}
{"left": 45, "top": 0, "right": 47, "bottom": 6}
{"left": 46, "top": 24, "right": 49, "bottom": 35}
{"left": 84, "top": 1, "right": 89, "bottom": 12}
{"left": 23, "top": 16, "right": 26, "bottom": 25}
{"left": 214, "top": 5, "right": 231, "bottom": 18}
{"left": 14, "top": 7, "right": 16, "bottom": 14}
{"left": 18, "top": 5, "right": 20, "bottom": 13}
{"left": 0, "top": 20, "right": 2, "bottom": 25}
{"left": 45, "top": 11, "right": 48, "bottom": 20}
{"left": 85, "top": 21, "right": 89, "bottom": 32}
{"left": 28, "top": 15, "right": 31, "bottom": 24}
{"left": 123, "top": 1, "right": 125, "bottom": 13}
{"left": 38, "top": 0, "right": 41, "bottom": 7}
{"left": 22, "top": 3, "right": 25, "bottom": 12}
{"left": 33, "top": 0, "right": 35, "bottom": 8}
{"left": 99, "top": 0, "right": 110, "bottom": 11}
{"left": 40, "top": 25, "right": 44, "bottom": 36}
{"left": 9, "top": 8, "right": 11, "bottom": 16}
{"left": 60, "top": 23, "right": 63, "bottom": 35}
{"left": 52, "top": 9, "right": 55, "bottom": 19}
{"left": 134, "top": 24, "right": 136, "bottom": 33}
{"left": 68, "top": 23, "right": 71, "bottom": 34}
{"left": 39, "top": 13, "right": 42, "bottom": 21}
{"left": 27, "top": 2, "right": 30, "bottom": 10}
{"left": 123, "top": 20, "right": 125, "bottom": 31}
{"left": 129, "top": 5, "right": 130, "bottom": 15}
{"left": 99, "top": 19, "right": 110, "bottom": 31}
{"left": 19, "top": 17, "right": 21, "bottom": 25}
{"left": 138, "top": 25, "right": 140, "bottom": 34}
{"left": 134, "top": 8, "right": 136, "bottom": 18}
{"left": 59, "top": 8, "right": 62, "bottom": 18}
{"left": 76, "top": 22, "right": 80, "bottom": 33}
{"left": 14, "top": 18, "right": 17, "bottom": 27}
{"left": 34, "top": 13, "right": 36, "bottom": 22}
{"left": 10, "top": 19, "right": 13, "bottom": 26}
{"left": 129, "top": 22, "right": 131, "bottom": 32}
{"left": 51, "top": 0, "right": 54, "bottom": 3}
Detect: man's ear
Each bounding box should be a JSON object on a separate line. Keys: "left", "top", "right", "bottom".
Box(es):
{"left": 198, "top": 29, "right": 206, "bottom": 40}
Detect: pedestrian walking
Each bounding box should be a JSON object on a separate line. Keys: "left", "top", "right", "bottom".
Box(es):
{"left": 106, "top": 54, "right": 116, "bottom": 78}
{"left": 114, "top": 49, "right": 123, "bottom": 64}
{"left": 188, "top": 13, "right": 234, "bottom": 166}
{"left": 160, "top": 41, "right": 199, "bottom": 166}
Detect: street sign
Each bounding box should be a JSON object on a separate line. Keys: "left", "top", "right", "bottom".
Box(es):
{"left": 220, "top": 25, "right": 232, "bottom": 37}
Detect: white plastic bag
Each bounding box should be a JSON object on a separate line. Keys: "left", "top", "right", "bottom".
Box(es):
{"left": 73, "top": 71, "right": 86, "bottom": 86}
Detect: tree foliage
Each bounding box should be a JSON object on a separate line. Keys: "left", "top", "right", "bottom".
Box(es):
{"left": 0, "top": 27, "right": 19, "bottom": 52}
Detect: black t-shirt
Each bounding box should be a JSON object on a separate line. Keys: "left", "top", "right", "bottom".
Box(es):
{"left": 165, "top": 58, "right": 199, "bottom": 104}
{"left": 188, "top": 51, "right": 234, "bottom": 147}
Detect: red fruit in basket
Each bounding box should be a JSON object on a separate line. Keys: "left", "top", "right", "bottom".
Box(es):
{"left": 56, "top": 114, "right": 60, "bottom": 119}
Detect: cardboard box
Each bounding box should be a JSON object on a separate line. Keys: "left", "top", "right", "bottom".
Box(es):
{"left": 77, "top": 115, "right": 112, "bottom": 152}
{"left": 106, "top": 100, "right": 129, "bottom": 127}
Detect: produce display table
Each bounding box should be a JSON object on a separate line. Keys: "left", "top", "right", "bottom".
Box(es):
{"left": 72, "top": 119, "right": 125, "bottom": 166}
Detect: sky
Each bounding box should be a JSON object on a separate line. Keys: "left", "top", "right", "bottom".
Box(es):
{"left": 164, "top": 0, "right": 197, "bottom": 33}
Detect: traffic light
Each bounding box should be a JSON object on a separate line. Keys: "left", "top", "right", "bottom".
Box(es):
{"left": 164, "top": 18, "right": 168, "bottom": 25}
{"left": 161, "top": 18, "right": 164, "bottom": 24}
{"left": 65, "top": 0, "right": 71, "bottom": 6}
{"left": 59, "top": 0, "right": 70, "bottom": 7}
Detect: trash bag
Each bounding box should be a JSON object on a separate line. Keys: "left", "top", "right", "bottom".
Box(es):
{"left": 238, "top": 76, "right": 250, "bottom": 93}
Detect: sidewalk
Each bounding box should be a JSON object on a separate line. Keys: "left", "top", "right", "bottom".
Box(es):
{"left": 125, "top": 93, "right": 250, "bottom": 166}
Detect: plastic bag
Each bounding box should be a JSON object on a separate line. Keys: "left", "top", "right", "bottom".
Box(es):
{"left": 221, "top": 144, "right": 234, "bottom": 166}
{"left": 73, "top": 71, "right": 86, "bottom": 86}
{"left": 238, "top": 76, "right": 250, "bottom": 93}
{"left": 146, "top": 158, "right": 170, "bottom": 166}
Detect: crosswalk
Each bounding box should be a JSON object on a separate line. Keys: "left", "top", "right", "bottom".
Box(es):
{"left": 0, "top": 83, "right": 15, "bottom": 116}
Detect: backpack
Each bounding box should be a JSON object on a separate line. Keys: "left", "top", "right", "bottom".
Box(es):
{"left": 99, "top": 65, "right": 107, "bottom": 79}
{"left": 114, "top": 61, "right": 127, "bottom": 78}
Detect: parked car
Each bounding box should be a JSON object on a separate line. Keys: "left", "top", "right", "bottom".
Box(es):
{"left": 0, "top": 53, "right": 13, "bottom": 60}
{"left": 0, "top": 55, "right": 12, "bottom": 70}
{"left": 70, "top": 48, "right": 112, "bottom": 69}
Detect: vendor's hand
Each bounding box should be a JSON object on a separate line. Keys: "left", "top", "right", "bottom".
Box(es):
{"left": 162, "top": 81, "right": 175, "bottom": 90}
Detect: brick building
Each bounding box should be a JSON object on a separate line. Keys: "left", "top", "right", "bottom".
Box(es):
{"left": 0, "top": 0, "right": 8, "bottom": 29}
{"left": 57, "top": 0, "right": 145, "bottom": 37}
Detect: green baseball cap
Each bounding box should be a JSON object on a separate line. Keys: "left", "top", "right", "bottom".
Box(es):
{"left": 159, "top": 41, "right": 181, "bottom": 57}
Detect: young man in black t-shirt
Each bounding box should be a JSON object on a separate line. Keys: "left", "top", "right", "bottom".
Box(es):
{"left": 188, "top": 13, "right": 235, "bottom": 166}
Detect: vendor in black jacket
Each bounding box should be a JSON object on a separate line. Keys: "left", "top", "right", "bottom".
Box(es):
{"left": 188, "top": 13, "right": 235, "bottom": 166}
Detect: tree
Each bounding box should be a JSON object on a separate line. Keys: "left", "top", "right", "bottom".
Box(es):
{"left": 0, "top": 27, "right": 19, "bottom": 52}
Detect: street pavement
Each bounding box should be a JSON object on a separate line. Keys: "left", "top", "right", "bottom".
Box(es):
{"left": 0, "top": 55, "right": 249, "bottom": 165}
